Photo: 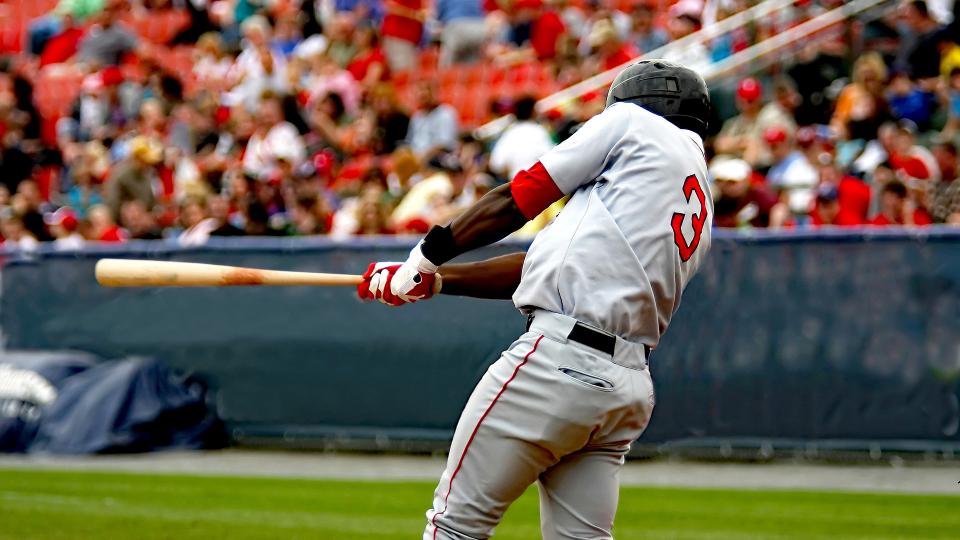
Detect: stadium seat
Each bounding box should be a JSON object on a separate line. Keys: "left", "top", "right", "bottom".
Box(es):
{"left": 33, "top": 66, "right": 85, "bottom": 120}
{"left": 118, "top": 10, "right": 190, "bottom": 45}
{"left": 463, "top": 65, "right": 484, "bottom": 86}
{"left": 0, "top": 0, "right": 61, "bottom": 54}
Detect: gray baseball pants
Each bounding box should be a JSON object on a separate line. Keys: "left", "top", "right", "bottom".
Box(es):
{"left": 424, "top": 309, "right": 655, "bottom": 539}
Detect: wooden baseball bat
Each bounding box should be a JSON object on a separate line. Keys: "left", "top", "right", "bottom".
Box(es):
{"left": 95, "top": 259, "right": 363, "bottom": 287}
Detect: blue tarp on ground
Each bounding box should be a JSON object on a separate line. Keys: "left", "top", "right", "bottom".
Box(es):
{"left": 0, "top": 351, "right": 225, "bottom": 454}
{"left": 1, "top": 229, "right": 958, "bottom": 453}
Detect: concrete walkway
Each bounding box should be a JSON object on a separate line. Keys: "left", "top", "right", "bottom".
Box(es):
{"left": 1, "top": 451, "right": 958, "bottom": 495}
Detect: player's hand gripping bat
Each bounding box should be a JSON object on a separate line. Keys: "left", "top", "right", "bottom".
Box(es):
{"left": 95, "top": 259, "right": 363, "bottom": 287}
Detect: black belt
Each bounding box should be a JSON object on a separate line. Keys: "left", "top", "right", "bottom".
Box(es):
{"left": 568, "top": 322, "right": 617, "bottom": 356}
{"left": 527, "top": 315, "right": 616, "bottom": 356}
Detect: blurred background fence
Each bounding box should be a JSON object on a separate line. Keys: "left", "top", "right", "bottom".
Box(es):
{"left": 3, "top": 230, "right": 960, "bottom": 456}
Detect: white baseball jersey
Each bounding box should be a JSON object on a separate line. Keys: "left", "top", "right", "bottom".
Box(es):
{"left": 512, "top": 102, "right": 712, "bottom": 347}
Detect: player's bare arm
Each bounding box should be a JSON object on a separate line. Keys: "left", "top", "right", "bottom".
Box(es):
{"left": 422, "top": 162, "right": 563, "bottom": 261}
{"left": 419, "top": 183, "right": 528, "bottom": 266}
{"left": 436, "top": 252, "right": 525, "bottom": 300}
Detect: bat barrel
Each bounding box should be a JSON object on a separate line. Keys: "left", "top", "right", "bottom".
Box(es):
{"left": 95, "top": 259, "right": 220, "bottom": 287}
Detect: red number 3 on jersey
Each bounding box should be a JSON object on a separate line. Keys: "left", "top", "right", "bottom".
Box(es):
{"left": 671, "top": 174, "right": 708, "bottom": 262}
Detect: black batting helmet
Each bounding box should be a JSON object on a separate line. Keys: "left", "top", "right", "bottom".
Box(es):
{"left": 605, "top": 59, "right": 711, "bottom": 139}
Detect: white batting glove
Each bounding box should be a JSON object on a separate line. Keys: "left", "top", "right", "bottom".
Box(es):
{"left": 389, "top": 241, "right": 439, "bottom": 301}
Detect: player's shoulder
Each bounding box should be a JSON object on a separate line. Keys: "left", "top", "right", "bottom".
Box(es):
{"left": 605, "top": 102, "right": 703, "bottom": 147}
{"left": 603, "top": 102, "right": 685, "bottom": 133}
{"left": 605, "top": 101, "right": 670, "bottom": 121}
{"left": 602, "top": 101, "right": 654, "bottom": 122}
{"left": 583, "top": 103, "right": 653, "bottom": 140}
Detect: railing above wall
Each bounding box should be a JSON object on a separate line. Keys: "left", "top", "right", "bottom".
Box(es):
{"left": 700, "top": 0, "right": 897, "bottom": 81}
{"left": 476, "top": 0, "right": 898, "bottom": 140}
{"left": 534, "top": 0, "right": 799, "bottom": 114}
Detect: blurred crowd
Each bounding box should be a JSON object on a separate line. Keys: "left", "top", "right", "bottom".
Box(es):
{"left": 1, "top": 0, "right": 960, "bottom": 251}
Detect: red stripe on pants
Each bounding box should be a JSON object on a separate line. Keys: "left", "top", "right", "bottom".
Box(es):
{"left": 431, "top": 335, "right": 545, "bottom": 539}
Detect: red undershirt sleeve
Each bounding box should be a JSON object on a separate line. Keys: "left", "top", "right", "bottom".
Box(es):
{"left": 509, "top": 161, "right": 564, "bottom": 220}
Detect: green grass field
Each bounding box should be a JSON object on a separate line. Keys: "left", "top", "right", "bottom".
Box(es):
{"left": 1, "top": 469, "right": 957, "bottom": 539}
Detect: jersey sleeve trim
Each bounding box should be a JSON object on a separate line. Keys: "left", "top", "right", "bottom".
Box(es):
{"left": 509, "top": 161, "right": 564, "bottom": 220}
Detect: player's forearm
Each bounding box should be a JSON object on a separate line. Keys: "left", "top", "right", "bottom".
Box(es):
{"left": 420, "top": 183, "right": 529, "bottom": 266}
{"left": 439, "top": 252, "right": 525, "bottom": 300}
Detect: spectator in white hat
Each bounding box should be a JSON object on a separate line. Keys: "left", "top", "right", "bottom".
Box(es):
{"left": 710, "top": 158, "right": 788, "bottom": 228}
{"left": 46, "top": 207, "right": 85, "bottom": 250}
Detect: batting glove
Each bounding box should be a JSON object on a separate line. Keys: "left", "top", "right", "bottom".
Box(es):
{"left": 390, "top": 241, "right": 440, "bottom": 298}
{"left": 357, "top": 257, "right": 440, "bottom": 306}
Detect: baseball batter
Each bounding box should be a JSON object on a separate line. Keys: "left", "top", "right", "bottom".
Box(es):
{"left": 358, "top": 60, "right": 713, "bottom": 539}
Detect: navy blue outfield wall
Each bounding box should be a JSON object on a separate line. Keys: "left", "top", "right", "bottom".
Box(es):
{"left": 2, "top": 229, "right": 959, "bottom": 454}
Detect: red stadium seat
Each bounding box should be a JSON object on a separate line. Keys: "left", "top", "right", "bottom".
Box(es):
{"left": 392, "top": 71, "right": 411, "bottom": 87}
{"left": 0, "top": 0, "right": 63, "bottom": 54}
{"left": 33, "top": 66, "right": 85, "bottom": 120}
{"left": 487, "top": 68, "right": 507, "bottom": 92}
{"left": 459, "top": 86, "right": 488, "bottom": 127}
{"left": 118, "top": 10, "right": 190, "bottom": 45}
{"left": 418, "top": 47, "right": 439, "bottom": 71}
{"left": 463, "top": 65, "right": 484, "bottom": 86}
{"left": 399, "top": 58, "right": 568, "bottom": 127}
{"left": 19, "top": 0, "right": 60, "bottom": 19}
{"left": 0, "top": 9, "right": 21, "bottom": 53}
{"left": 438, "top": 67, "right": 461, "bottom": 90}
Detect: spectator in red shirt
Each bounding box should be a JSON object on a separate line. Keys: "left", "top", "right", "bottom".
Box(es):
{"left": 819, "top": 161, "right": 873, "bottom": 222}
{"left": 530, "top": 1, "right": 566, "bottom": 61}
{"left": 347, "top": 27, "right": 389, "bottom": 89}
{"left": 888, "top": 121, "right": 940, "bottom": 182}
{"left": 809, "top": 184, "right": 863, "bottom": 227}
{"left": 838, "top": 178, "right": 872, "bottom": 223}
{"left": 87, "top": 204, "right": 125, "bottom": 241}
{"left": 588, "top": 18, "right": 637, "bottom": 72}
{"left": 381, "top": 0, "right": 426, "bottom": 72}
{"left": 869, "top": 180, "right": 930, "bottom": 226}
{"left": 39, "top": 21, "right": 86, "bottom": 67}
{"left": 885, "top": 122, "right": 938, "bottom": 224}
